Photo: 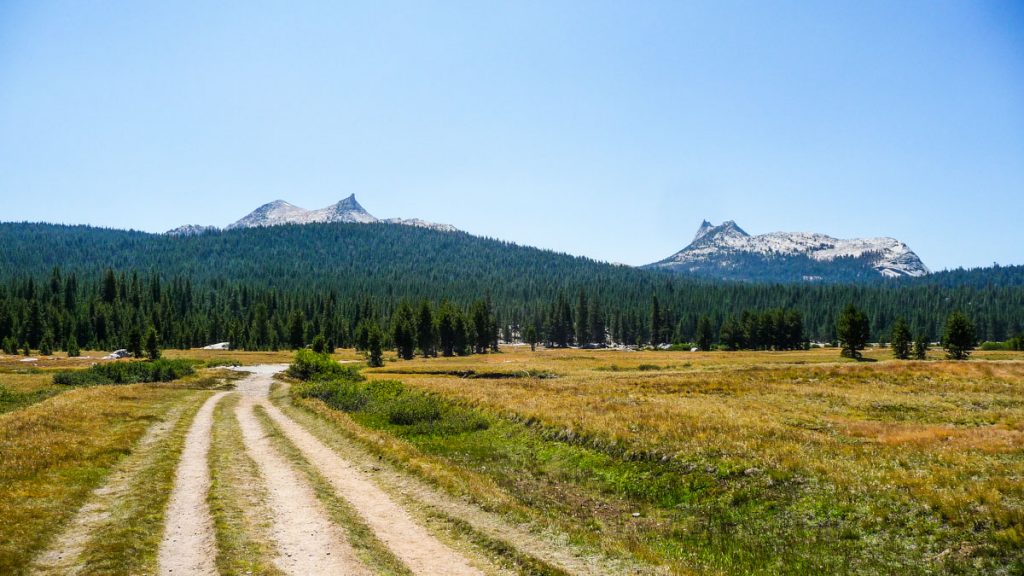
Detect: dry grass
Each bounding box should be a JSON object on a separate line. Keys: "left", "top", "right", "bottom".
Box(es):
{"left": 162, "top": 348, "right": 363, "bottom": 365}
{"left": 353, "top": 347, "right": 1024, "bottom": 573}
{"left": 0, "top": 383, "right": 199, "bottom": 573}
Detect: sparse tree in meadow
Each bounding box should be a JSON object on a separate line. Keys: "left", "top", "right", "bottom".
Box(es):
{"left": 367, "top": 325, "right": 384, "bottom": 368}
{"left": 129, "top": 325, "right": 143, "bottom": 358}
{"left": 288, "top": 310, "right": 305, "bottom": 350}
{"left": 392, "top": 302, "right": 416, "bottom": 360}
{"left": 416, "top": 301, "right": 437, "bottom": 357}
{"left": 942, "top": 311, "right": 976, "bottom": 360}
{"left": 524, "top": 324, "right": 538, "bottom": 351}
{"left": 913, "top": 334, "right": 930, "bottom": 360}
{"left": 890, "top": 318, "right": 911, "bottom": 360}
{"left": 39, "top": 331, "right": 53, "bottom": 356}
{"left": 311, "top": 333, "right": 329, "bottom": 354}
{"left": 836, "top": 303, "right": 870, "bottom": 359}
{"left": 436, "top": 302, "right": 458, "bottom": 357}
{"left": 66, "top": 334, "right": 80, "bottom": 358}
{"left": 145, "top": 327, "right": 160, "bottom": 360}
{"left": 696, "top": 315, "right": 714, "bottom": 351}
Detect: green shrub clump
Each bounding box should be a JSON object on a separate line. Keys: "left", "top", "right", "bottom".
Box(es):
{"left": 289, "top": 350, "right": 487, "bottom": 435}
{"left": 53, "top": 359, "right": 196, "bottom": 386}
{"left": 287, "top": 349, "right": 364, "bottom": 382}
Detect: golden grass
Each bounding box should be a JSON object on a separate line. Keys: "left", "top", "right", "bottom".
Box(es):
{"left": 162, "top": 348, "right": 363, "bottom": 365}
{"left": 364, "top": 347, "right": 1024, "bottom": 564}
{"left": 0, "top": 383, "right": 199, "bottom": 573}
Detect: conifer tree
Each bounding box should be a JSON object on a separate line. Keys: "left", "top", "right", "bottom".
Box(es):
{"left": 836, "top": 303, "right": 870, "bottom": 359}
{"left": 288, "top": 310, "right": 306, "bottom": 350}
{"left": 575, "top": 290, "right": 590, "bottom": 346}
{"left": 367, "top": 325, "right": 384, "bottom": 367}
{"left": 416, "top": 301, "right": 436, "bottom": 357}
{"left": 650, "top": 295, "right": 662, "bottom": 346}
{"left": 129, "top": 326, "right": 143, "bottom": 358}
{"left": 720, "top": 318, "right": 742, "bottom": 351}
{"left": 392, "top": 302, "right": 416, "bottom": 360}
{"left": 588, "top": 299, "right": 606, "bottom": 345}
{"left": 40, "top": 331, "right": 53, "bottom": 356}
{"left": 311, "top": 333, "right": 328, "bottom": 354}
{"left": 437, "top": 302, "right": 457, "bottom": 357}
{"left": 942, "top": 311, "right": 976, "bottom": 360}
{"left": 696, "top": 315, "right": 713, "bottom": 351}
{"left": 890, "top": 318, "right": 911, "bottom": 360}
{"left": 914, "top": 334, "right": 929, "bottom": 360}
{"left": 145, "top": 327, "right": 160, "bottom": 360}
{"left": 524, "top": 324, "right": 538, "bottom": 351}
{"left": 66, "top": 334, "right": 80, "bottom": 357}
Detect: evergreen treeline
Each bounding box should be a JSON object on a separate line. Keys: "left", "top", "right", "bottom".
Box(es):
{"left": 0, "top": 222, "right": 1022, "bottom": 346}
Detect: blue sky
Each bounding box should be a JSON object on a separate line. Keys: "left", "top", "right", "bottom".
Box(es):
{"left": 1, "top": 1, "right": 1021, "bottom": 270}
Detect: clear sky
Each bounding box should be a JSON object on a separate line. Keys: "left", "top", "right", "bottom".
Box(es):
{"left": 1, "top": 1, "right": 1021, "bottom": 271}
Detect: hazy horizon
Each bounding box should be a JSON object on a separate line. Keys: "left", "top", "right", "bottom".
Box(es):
{"left": 2, "top": 1, "right": 1022, "bottom": 270}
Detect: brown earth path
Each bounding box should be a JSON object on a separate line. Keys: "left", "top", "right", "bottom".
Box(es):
{"left": 157, "top": 391, "right": 227, "bottom": 576}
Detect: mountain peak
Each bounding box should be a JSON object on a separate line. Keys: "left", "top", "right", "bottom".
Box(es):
{"left": 693, "top": 220, "right": 749, "bottom": 243}
{"left": 221, "top": 197, "right": 456, "bottom": 231}
{"left": 651, "top": 220, "right": 928, "bottom": 281}
{"left": 309, "top": 194, "right": 377, "bottom": 224}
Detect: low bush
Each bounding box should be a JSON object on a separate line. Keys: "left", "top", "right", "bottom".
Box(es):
{"left": 287, "top": 349, "right": 363, "bottom": 382}
{"left": 291, "top": 372, "right": 487, "bottom": 435}
{"left": 53, "top": 359, "right": 196, "bottom": 386}
{"left": 386, "top": 394, "right": 441, "bottom": 425}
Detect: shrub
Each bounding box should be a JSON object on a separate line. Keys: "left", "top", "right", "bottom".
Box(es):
{"left": 386, "top": 393, "right": 442, "bottom": 425}
{"left": 53, "top": 359, "right": 196, "bottom": 386}
{"left": 287, "top": 349, "right": 364, "bottom": 382}
{"left": 291, "top": 373, "right": 488, "bottom": 435}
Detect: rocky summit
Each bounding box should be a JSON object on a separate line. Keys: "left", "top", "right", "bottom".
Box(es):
{"left": 648, "top": 220, "right": 929, "bottom": 282}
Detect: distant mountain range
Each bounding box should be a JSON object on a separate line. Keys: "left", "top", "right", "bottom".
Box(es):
{"left": 647, "top": 220, "right": 929, "bottom": 282}
{"left": 167, "top": 194, "right": 456, "bottom": 235}
{"left": 164, "top": 200, "right": 930, "bottom": 281}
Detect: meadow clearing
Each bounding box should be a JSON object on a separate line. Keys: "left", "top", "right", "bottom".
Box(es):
{"left": 294, "top": 346, "right": 1024, "bottom": 575}
{"left": 1, "top": 346, "right": 1021, "bottom": 575}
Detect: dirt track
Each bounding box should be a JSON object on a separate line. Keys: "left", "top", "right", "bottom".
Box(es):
{"left": 33, "top": 364, "right": 628, "bottom": 575}
{"left": 158, "top": 392, "right": 226, "bottom": 575}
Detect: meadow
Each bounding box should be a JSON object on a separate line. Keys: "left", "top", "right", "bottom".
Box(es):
{"left": 287, "top": 346, "right": 1024, "bottom": 575}
{"left": 2, "top": 346, "right": 1021, "bottom": 574}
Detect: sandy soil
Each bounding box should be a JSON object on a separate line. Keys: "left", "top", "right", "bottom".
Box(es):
{"left": 157, "top": 392, "right": 226, "bottom": 576}
{"left": 234, "top": 389, "right": 368, "bottom": 575}
{"left": 238, "top": 365, "right": 483, "bottom": 575}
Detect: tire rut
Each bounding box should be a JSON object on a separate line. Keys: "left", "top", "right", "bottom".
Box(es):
{"left": 237, "top": 366, "right": 484, "bottom": 576}
{"left": 234, "top": 392, "right": 370, "bottom": 575}
{"left": 157, "top": 391, "right": 226, "bottom": 576}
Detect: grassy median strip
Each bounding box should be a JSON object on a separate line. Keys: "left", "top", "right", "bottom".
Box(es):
{"left": 252, "top": 405, "right": 413, "bottom": 576}
{"left": 0, "top": 384, "right": 199, "bottom": 574}
{"left": 208, "top": 395, "right": 284, "bottom": 575}
{"left": 72, "top": 391, "right": 211, "bottom": 575}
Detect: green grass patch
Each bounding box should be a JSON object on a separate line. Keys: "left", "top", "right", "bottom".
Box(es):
{"left": 0, "top": 383, "right": 63, "bottom": 413}
{"left": 52, "top": 359, "right": 196, "bottom": 386}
